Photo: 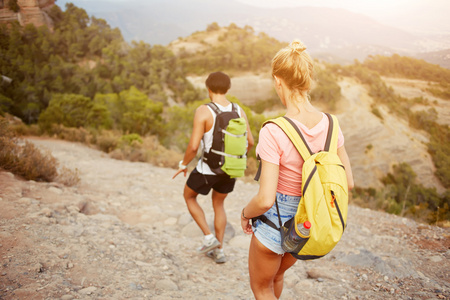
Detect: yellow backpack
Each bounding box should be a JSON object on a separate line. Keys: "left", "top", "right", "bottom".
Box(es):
{"left": 254, "top": 114, "right": 348, "bottom": 260}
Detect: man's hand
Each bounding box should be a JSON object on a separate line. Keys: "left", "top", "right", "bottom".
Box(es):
{"left": 172, "top": 168, "right": 187, "bottom": 179}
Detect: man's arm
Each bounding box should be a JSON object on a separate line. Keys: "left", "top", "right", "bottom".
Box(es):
{"left": 172, "top": 105, "right": 209, "bottom": 179}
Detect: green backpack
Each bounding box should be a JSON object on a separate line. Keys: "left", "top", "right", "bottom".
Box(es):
{"left": 254, "top": 114, "right": 349, "bottom": 260}
{"left": 203, "top": 102, "right": 248, "bottom": 178}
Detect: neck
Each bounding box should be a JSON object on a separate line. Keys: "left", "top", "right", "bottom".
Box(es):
{"left": 285, "top": 94, "right": 314, "bottom": 117}
{"left": 210, "top": 93, "right": 230, "bottom": 106}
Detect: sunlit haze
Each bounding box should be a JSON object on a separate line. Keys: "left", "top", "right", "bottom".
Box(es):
{"left": 59, "top": 0, "right": 450, "bottom": 35}
{"left": 237, "top": 0, "right": 450, "bottom": 34}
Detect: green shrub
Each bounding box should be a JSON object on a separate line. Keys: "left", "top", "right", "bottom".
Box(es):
{"left": 352, "top": 162, "right": 449, "bottom": 225}
{"left": 119, "top": 133, "right": 143, "bottom": 148}
{"left": 363, "top": 54, "right": 450, "bottom": 84}
{"left": 310, "top": 66, "right": 341, "bottom": 110}
{"left": 95, "top": 131, "right": 119, "bottom": 153}
{"left": 38, "top": 94, "right": 94, "bottom": 131}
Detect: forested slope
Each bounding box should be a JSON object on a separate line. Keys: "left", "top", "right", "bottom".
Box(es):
{"left": 0, "top": 3, "right": 448, "bottom": 225}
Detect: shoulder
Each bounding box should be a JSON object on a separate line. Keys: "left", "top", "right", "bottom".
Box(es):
{"left": 195, "top": 103, "right": 214, "bottom": 115}
{"left": 260, "top": 122, "right": 286, "bottom": 141}
{"left": 194, "top": 104, "right": 212, "bottom": 121}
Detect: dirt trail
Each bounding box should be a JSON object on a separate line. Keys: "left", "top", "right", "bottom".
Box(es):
{"left": 0, "top": 138, "right": 449, "bottom": 300}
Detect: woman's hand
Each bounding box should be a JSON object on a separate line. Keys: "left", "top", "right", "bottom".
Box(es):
{"left": 241, "top": 215, "right": 253, "bottom": 235}
{"left": 241, "top": 208, "right": 253, "bottom": 234}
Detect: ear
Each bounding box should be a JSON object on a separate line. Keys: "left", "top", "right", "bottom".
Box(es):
{"left": 274, "top": 76, "right": 282, "bottom": 87}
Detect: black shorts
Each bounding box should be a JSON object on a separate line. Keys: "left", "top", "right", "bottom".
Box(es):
{"left": 186, "top": 168, "right": 236, "bottom": 195}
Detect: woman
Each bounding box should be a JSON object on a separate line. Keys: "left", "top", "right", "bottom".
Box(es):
{"left": 240, "top": 40, "right": 354, "bottom": 299}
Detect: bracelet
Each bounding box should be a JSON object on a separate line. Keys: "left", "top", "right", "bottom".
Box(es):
{"left": 178, "top": 160, "right": 187, "bottom": 170}
{"left": 241, "top": 208, "right": 250, "bottom": 220}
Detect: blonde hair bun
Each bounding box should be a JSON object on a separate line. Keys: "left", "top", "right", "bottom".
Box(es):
{"left": 290, "top": 40, "right": 306, "bottom": 54}
{"left": 271, "top": 38, "right": 314, "bottom": 93}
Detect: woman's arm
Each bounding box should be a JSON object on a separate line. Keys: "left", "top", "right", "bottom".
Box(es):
{"left": 241, "top": 160, "right": 279, "bottom": 234}
{"left": 337, "top": 145, "right": 354, "bottom": 191}
{"left": 240, "top": 108, "right": 254, "bottom": 153}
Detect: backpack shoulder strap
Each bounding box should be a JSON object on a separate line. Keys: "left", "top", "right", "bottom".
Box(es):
{"left": 254, "top": 116, "right": 311, "bottom": 182}
{"left": 206, "top": 102, "right": 221, "bottom": 116}
{"left": 254, "top": 114, "right": 340, "bottom": 181}
{"left": 324, "top": 113, "right": 339, "bottom": 154}
{"left": 265, "top": 116, "right": 313, "bottom": 161}
{"left": 231, "top": 102, "right": 238, "bottom": 113}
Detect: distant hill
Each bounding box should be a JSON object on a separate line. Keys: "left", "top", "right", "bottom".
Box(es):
{"left": 167, "top": 25, "right": 449, "bottom": 195}
{"left": 56, "top": 0, "right": 450, "bottom": 68}
{"left": 415, "top": 48, "right": 450, "bottom": 69}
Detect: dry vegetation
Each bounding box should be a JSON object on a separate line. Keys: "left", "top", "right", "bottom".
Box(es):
{"left": 0, "top": 115, "right": 79, "bottom": 186}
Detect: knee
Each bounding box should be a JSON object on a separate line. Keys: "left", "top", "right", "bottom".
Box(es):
{"left": 184, "top": 195, "right": 196, "bottom": 204}
{"left": 274, "top": 272, "right": 284, "bottom": 285}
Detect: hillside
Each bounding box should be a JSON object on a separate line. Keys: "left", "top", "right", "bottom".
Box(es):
{"left": 56, "top": 0, "right": 450, "bottom": 67}
{"left": 184, "top": 72, "right": 447, "bottom": 194}
{"left": 0, "top": 138, "right": 448, "bottom": 299}
{"left": 1, "top": 3, "right": 447, "bottom": 224}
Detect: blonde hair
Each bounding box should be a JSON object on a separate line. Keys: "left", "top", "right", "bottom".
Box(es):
{"left": 271, "top": 39, "right": 314, "bottom": 94}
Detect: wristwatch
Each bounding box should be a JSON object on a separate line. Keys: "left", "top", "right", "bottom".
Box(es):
{"left": 178, "top": 160, "right": 187, "bottom": 170}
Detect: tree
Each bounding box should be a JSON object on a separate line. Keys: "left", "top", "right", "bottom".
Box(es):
{"left": 38, "top": 94, "right": 93, "bottom": 131}
{"left": 8, "top": 0, "right": 19, "bottom": 12}
{"left": 207, "top": 22, "right": 220, "bottom": 32}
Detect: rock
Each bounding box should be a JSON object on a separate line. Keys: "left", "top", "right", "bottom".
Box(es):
{"left": 429, "top": 255, "right": 443, "bottom": 263}
{"left": 30, "top": 263, "right": 44, "bottom": 273}
{"left": 181, "top": 222, "right": 203, "bottom": 238}
{"left": 157, "top": 279, "right": 178, "bottom": 291}
{"left": 294, "top": 279, "right": 313, "bottom": 292}
{"left": 18, "top": 197, "right": 34, "bottom": 205}
{"left": 307, "top": 268, "right": 333, "bottom": 280}
{"left": 79, "top": 286, "right": 97, "bottom": 295}
{"left": 164, "top": 217, "right": 177, "bottom": 225}
{"left": 177, "top": 213, "right": 193, "bottom": 226}
{"left": 48, "top": 186, "right": 63, "bottom": 194}
{"left": 39, "top": 207, "right": 53, "bottom": 217}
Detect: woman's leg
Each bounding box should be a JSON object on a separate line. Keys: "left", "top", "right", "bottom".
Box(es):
{"left": 248, "top": 234, "right": 296, "bottom": 299}
{"left": 274, "top": 253, "right": 297, "bottom": 298}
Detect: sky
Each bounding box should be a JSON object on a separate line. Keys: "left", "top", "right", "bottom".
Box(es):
{"left": 239, "top": 0, "right": 450, "bottom": 33}
{"left": 57, "top": 0, "right": 450, "bottom": 35}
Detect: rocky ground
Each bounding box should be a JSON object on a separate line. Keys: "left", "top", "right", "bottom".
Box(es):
{"left": 0, "top": 137, "right": 449, "bottom": 300}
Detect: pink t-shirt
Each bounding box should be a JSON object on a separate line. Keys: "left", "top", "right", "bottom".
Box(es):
{"left": 256, "top": 113, "right": 344, "bottom": 196}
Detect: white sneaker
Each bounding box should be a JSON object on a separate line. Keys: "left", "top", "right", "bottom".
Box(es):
{"left": 206, "top": 248, "right": 227, "bottom": 264}
{"left": 197, "top": 236, "right": 221, "bottom": 254}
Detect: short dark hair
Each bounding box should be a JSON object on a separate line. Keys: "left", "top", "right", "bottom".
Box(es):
{"left": 205, "top": 72, "right": 231, "bottom": 94}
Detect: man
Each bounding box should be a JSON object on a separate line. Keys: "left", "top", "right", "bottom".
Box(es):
{"left": 172, "top": 71, "right": 254, "bottom": 263}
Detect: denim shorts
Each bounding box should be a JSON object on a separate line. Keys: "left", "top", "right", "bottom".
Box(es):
{"left": 253, "top": 192, "right": 301, "bottom": 255}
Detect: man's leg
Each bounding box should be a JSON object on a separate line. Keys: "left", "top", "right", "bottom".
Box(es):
{"left": 211, "top": 190, "right": 228, "bottom": 248}
{"left": 183, "top": 184, "right": 211, "bottom": 235}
